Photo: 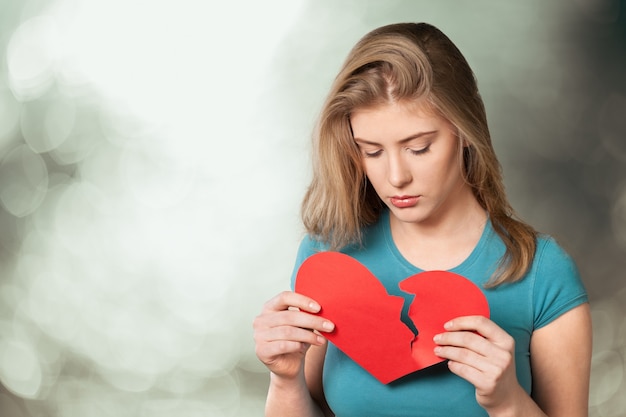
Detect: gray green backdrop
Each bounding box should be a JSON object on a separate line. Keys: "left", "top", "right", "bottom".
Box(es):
{"left": 0, "top": 1, "right": 624, "bottom": 416}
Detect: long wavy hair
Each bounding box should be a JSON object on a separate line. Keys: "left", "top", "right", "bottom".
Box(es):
{"left": 301, "top": 22, "right": 537, "bottom": 286}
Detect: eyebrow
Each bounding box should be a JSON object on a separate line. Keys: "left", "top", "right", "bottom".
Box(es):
{"left": 353, "top": 130, "right": 437, "bottom": 146}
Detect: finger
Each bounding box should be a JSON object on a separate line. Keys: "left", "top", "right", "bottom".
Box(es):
{"left": 446, "top": 357, "right": 487, "bottom": 385}
{"left": 263, "top": 291, "right": 322, "bottom": 314}
{"left": 444, "top": 316, "right": 512, "bottom": 345}
{"left": 257, "top": 309, "right": 335, "bottom": 333}
{"left": 263, "top": 325, "right": 328, "bottom": 346}
{"left": 445, "top": 354, "right": 513, "bottom": 398}
{"left": 434, "top": 330, "right": 492, "bottom": 356}
{"left": 434, "top": 344, "right": 497, "bottom": 373}
{"left": 256, "top": 339, "right": 313, "bottom": 361}
{"left": 434, "top": 334, "right": 516, "bottom": 391}
{"left": 434, "top": 330, "right": 513, "bottom": 369}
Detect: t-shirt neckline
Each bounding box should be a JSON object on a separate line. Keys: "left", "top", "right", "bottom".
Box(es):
{"left": 381, "top": 208, "right": 493, "bottom": 275}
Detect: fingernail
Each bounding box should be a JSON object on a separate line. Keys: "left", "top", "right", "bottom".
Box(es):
{"left": 309, "top": 302, "right": 320, "bottom": 312}
{"left": 433, "top": 334, "right": 441, "bottom": 342}
{"left": 323, "top": 321, "right": 335, "bottom": 331}
{"left": 316, "top": 335, "right": 325, "bottom": 344}
{"left": 444, "top": 321, "right": 453, "bottom": 329}
{"left": 434, "top": 346, "right": 442, "bottom": 354}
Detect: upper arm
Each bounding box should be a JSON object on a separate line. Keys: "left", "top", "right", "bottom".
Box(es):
{"left": 305, "top": 342, "right": 335, "bottom": 417}
{"left": 530, "top": 303, "right": 592, "bottom": 417}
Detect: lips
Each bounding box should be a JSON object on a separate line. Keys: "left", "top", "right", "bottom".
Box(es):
{"left": 390, "top": 195, "right": 419, "bottom": 208}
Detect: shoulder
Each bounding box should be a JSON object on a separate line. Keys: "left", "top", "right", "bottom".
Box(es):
{"left": 290, "top": 234, "right": 329, "bottom": 290}
{"left": 530, "top": 234, "right": 588, "bottom": 329}
{"left": 532, "top": 234, "right": 579, "bottom": 277}
{"left": 289, "top": 215, "right": 388, "bottom": 289}
{"left": 297, "top": 234, "right": 329, "bottom": 256}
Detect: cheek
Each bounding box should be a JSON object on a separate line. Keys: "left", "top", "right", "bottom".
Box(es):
{"left": 414, "top": 160, "right": 456, "bottom": 190}
{"left": 430, "top": 150, "right": 462, "bottom": 176}
{"left": 362, "top": 161, "right": 382, "bottom": 182}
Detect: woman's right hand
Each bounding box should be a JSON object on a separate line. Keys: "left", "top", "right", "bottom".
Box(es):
{"left": 253, "top": 291, "right": 335, "bottom": 380}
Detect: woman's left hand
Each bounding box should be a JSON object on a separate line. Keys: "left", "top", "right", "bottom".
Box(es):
{"left": 433, "top": 315, "right": 526, "bottom": 414}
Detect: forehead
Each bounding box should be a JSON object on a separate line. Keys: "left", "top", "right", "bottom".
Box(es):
{"left": 350, "top": 100, "right": 446, "bottom": 138}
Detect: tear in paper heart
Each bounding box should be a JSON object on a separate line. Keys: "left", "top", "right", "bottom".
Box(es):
{"left": 295, "top": 251, "right": 489, "bottom": 384}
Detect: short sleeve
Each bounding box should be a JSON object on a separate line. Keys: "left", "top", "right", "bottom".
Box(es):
{"left": 532, "top": 237, "right": 588, "bottom": 330}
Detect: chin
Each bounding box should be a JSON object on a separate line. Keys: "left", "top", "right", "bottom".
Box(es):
{"left": 388, "top": 207, "right": 428, "bottom": 224}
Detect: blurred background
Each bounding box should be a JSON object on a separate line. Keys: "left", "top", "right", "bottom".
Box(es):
{"left": 0, "top": 0, "right": 624, "bottom": 416}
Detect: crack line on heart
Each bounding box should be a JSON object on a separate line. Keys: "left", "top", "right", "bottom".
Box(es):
{"left": 398, "top": 290, "right": 419, "bottom": 337}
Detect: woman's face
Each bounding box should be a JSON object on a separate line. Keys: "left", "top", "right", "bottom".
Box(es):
{"left": 350, "top": 100, "right": 473, "bottom": 229}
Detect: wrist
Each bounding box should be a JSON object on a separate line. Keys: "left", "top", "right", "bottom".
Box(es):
{"left": 269, "top": 370, "right": 306, "bottom": 390}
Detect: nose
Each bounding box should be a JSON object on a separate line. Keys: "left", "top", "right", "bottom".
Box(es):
{"left": 387, "top": 153, "right": 412, "bottom": 188}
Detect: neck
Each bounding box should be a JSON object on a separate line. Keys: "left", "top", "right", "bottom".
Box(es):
{"left": 389, "top": 191, "right": 487, "bottom": 271}
{"left": 390, "top": 187, "right": 487, "bottom": 241}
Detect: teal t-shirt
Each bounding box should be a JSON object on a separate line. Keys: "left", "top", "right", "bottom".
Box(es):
{"left": 290, "top": 210, "right": 588, "bottom": 417}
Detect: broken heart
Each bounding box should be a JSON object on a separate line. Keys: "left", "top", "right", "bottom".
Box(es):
{"left": 295, "top": 251, "right": 490, "bottom": 384}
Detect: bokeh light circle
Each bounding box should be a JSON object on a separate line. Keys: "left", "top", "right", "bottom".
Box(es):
{"left": 6, "top": 15, "right": 59, "bottom": 101}
{"left": 20, "top": 94, "right": 76, "bottom": 154}
{"left": 0, "top": 339, "right": 43, "bottom": 399}
{"left": 589, "top": 349, "right": 623, "bottom": 407}
{"left": 0, "top": 144, "right": 48, "bottom": 217}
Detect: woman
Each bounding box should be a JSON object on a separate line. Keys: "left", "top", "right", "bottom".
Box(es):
{"left": 253, "top": 22, "right": 591, "bottom": 417}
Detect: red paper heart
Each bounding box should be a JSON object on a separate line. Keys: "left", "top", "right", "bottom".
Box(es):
{"left": 295, "top": 251, "right": 489, "bottom": 384}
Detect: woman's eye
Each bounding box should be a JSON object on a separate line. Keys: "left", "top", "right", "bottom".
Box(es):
{"left": 363, "top": 149, "right": 382, "bottom": 158}
{"left": 408, "top": 145, "right": 430, "bottom": 155}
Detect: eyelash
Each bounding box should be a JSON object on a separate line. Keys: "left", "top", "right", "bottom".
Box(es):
{"left": 363, "top": 150, "right": 382, "bottom": 158}
{"left": 363, "top": 145, "right": 431, "bottom": 158}
{"left": 408, "top": 145, "right": 431, "bottom": 156}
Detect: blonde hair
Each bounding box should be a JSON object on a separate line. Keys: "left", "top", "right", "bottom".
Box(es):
{"left": 301, "top": 22, "right": 537, "bottom": 286}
